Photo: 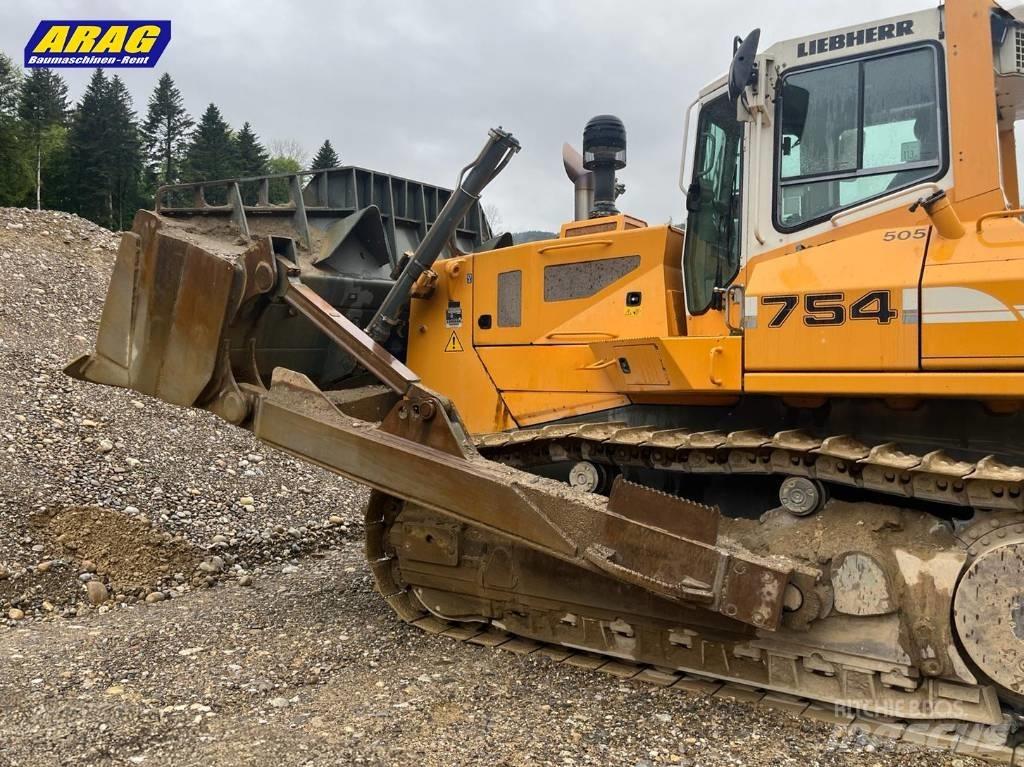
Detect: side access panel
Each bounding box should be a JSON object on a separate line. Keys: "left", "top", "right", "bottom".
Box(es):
{"left": 921, "top": 218, "right": 1024, "bottom": 368}
{"left": 472, "top": 225, "right": 684, "bottom": 346}
{"left": 406, "top": 258, "right": 515, "bottom": 434}
{"left": 744, "top": 227, "right": 925, "bottom": 371}
{"left": 590, "top": 336, "right": 742, "bottom": 394}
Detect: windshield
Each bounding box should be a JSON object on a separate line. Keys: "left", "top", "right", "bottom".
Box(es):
{"left": 683, "top": 94, "right": 744, "bottom": 315}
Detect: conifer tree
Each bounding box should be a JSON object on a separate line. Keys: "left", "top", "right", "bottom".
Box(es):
{"left": 66, "top": 70, "right": 143, "bottom": 229}
{"left": 18, "top": 68, "right": 69, "bottom": 210}
{"left": 310, "top": 139, "right": 340, "bottom": 169}
{"left": 0, "top": 52, "right": 31, "bottom": 205}
{"left": 235, "top": 122, "right": 269, "bottom": 177}
{"left": 0, "top": 52, "right": 19, "bottom": 116}
{"left": 141, "top": 73, "right": 193, "bottom": 186}
{"left": 66, "top": 70, "right": 112, "bottom": 224}
{"left": 184, "top": 103, "right": 238, "bottom": 204}
{"left": 105, "top": 75, "right": 143, "bottom": 229}
{"left": 184, "top": 103, "right": 238, "bottom": 181}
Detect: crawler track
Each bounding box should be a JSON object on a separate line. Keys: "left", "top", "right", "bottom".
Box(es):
{"left": 365, "top": 490, "right": 1021, "bottom": 761}
{"left": 476, "top": 422, "right": 1024, "bottom": 512}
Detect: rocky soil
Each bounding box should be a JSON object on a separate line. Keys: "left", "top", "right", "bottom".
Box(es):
{"left": 0, "top": 208, "right": 988, "bottom": 765}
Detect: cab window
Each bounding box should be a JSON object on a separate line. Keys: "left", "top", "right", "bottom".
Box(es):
{"left": 776, "top": 45, "right": 944, "bottom": 230}
{"left": 683, "top": 94, "right": 744, "bottom": 315}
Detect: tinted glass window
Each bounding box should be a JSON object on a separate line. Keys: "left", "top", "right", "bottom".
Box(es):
{"left": 777, "top": 47, "right": 941, "bottom": 229}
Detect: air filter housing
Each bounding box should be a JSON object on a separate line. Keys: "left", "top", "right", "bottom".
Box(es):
{"left": 582, "top": 115, "right": 626, "bottom": 218}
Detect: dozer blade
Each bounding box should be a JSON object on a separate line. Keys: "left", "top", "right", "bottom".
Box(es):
{"left": 67, "top": 207, "right": 819, "bottom": 633}
{"left": 65, "top": 209, "right": 253, "bottom": 408}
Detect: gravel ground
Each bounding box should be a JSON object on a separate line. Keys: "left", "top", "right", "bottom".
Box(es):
{"left": 0, "top": 207, "right": 987, "bottom": 765}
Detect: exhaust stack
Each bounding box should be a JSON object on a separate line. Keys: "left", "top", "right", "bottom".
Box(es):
{"left": 562, "top": 143, "right": 594, "bottom": 222}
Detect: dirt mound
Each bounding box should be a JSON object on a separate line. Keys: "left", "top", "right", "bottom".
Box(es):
{"left": 40, "top": 506, "right": 200, "bottom": 591}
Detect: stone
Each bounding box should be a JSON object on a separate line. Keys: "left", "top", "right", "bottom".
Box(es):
{"left": 145, "top": 591, "right": 165, "bottom": 603}
{"left": 269, "top": 697, "right": 290, "bottom": 708}
{"left": 239, "top": 575, "right": 253, "bottom": 587}
{"left": 328, "top": 515, "right": 344, "bottom": 526}
{"left": 96, "top": 439, "right": 114, "bottom": 454}
{"left": 282, "top": 564, "right": 298, "bottom": 574}
{"left": 198, "top": 556, "right": 225, "bottom": 574}
{"left": 86, "top": 580, "right": 109, "bottom": 605}
{"left": 8, "top": 608, "right": 25, "bottom": 620}
{"left": 238, "top": 496, "right": 255, "bottom": 507}
{"left": 36, "top": 561, "right": 52, "bottom": 573}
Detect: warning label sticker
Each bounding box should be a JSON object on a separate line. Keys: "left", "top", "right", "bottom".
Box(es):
{"left": 444, "top": 331, "right": 464, "bottom": 353}
{"left": 445, "top": 301, "right": 463, "bottom": 328}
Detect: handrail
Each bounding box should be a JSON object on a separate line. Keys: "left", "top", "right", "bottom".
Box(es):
{"left": 678, "top": 94, "right": 703, "bottom": 192}
{"left": 537, "top": 239, "right": 614, "bottom": 255}
{"left": 976, "top": 208, "right": 1024, "bottom": 233}
{"left": 829, "top": 182, "right": 943, "bottom": 227}
{"left": 751, "top": 110, "right": 765, "bottom": 245}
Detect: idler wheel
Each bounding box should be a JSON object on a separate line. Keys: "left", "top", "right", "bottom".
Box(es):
{"left": 954, "top": 529, "right": 1024, "bottom": 700}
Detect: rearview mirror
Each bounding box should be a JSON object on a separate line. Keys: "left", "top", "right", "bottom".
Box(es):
{"left": 728, "top": 29, "right": 761, "bottom": 104}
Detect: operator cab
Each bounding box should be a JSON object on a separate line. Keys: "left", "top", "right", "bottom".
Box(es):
{"left": 680, "top": 9, "right": 954, "bottom": 316}
{"left": 680, "top": 4, "right": 1024, "bottom": 299}
{"left": 679, "top": 1, "right": 1024, "bottom": 371}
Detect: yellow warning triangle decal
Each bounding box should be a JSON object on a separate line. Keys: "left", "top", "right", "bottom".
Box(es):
{"left": 444, "top": 331, "right": 464, "bottom": 353}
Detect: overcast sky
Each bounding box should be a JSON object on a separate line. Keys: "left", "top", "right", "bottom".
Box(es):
{"left": 1, "top": 0, "right": 935, "bottom": 232}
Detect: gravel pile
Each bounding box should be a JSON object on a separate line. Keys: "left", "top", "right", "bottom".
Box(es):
{"left": 0, "top": 208, "right": 986, "bottom": 765}
{"left": 0, "top": 207, "right": 365, "bottom": 620}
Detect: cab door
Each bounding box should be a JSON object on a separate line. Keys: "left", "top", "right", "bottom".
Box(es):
{"left": 681, "top": 92, "right": 745, "bottom": 338}
{"left": 743, "top": 227, "right": 925, "bottom": 371}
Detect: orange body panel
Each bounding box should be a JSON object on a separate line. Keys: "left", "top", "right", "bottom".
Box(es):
{"left": 477, "top": 345, "right": 617, "bottom": 393}
{"left": 744, "top": 227, "right": 925, "bottom": 371}
{"left": 922, "top": 217, "right": 1024, "bottom": 364}
{"left": 746, "top": 371, "right": 1024, "bottom": 398}
{"left": 406, "top": 258, "right": 514, "bottom": 434}
{"left": 590, "top": 336, "right": 742, "bottom": 394}
{"left": 946, "top": 0, "right": 1002, "bottom": 207}
{"left": 500, "top": 391, "right": 630, "bottom": 427}
{"left": 472, "top": 223, "right": 684, "bottom": 346}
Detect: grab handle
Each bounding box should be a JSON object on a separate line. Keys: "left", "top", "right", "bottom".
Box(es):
{"left": 537, "top": 240, "right": 614, "bottom": 255}
{"left": 976, "top": 208, "right": 1024, "bottom": 233}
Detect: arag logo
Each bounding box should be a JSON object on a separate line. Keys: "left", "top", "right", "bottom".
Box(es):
{"left": 24, "top": 21, "right": 171, "bottom": 68}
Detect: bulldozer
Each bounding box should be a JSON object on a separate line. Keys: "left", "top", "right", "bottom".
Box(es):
{"left": 66, "top": 0, "right": 1024, "bottom": 738}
